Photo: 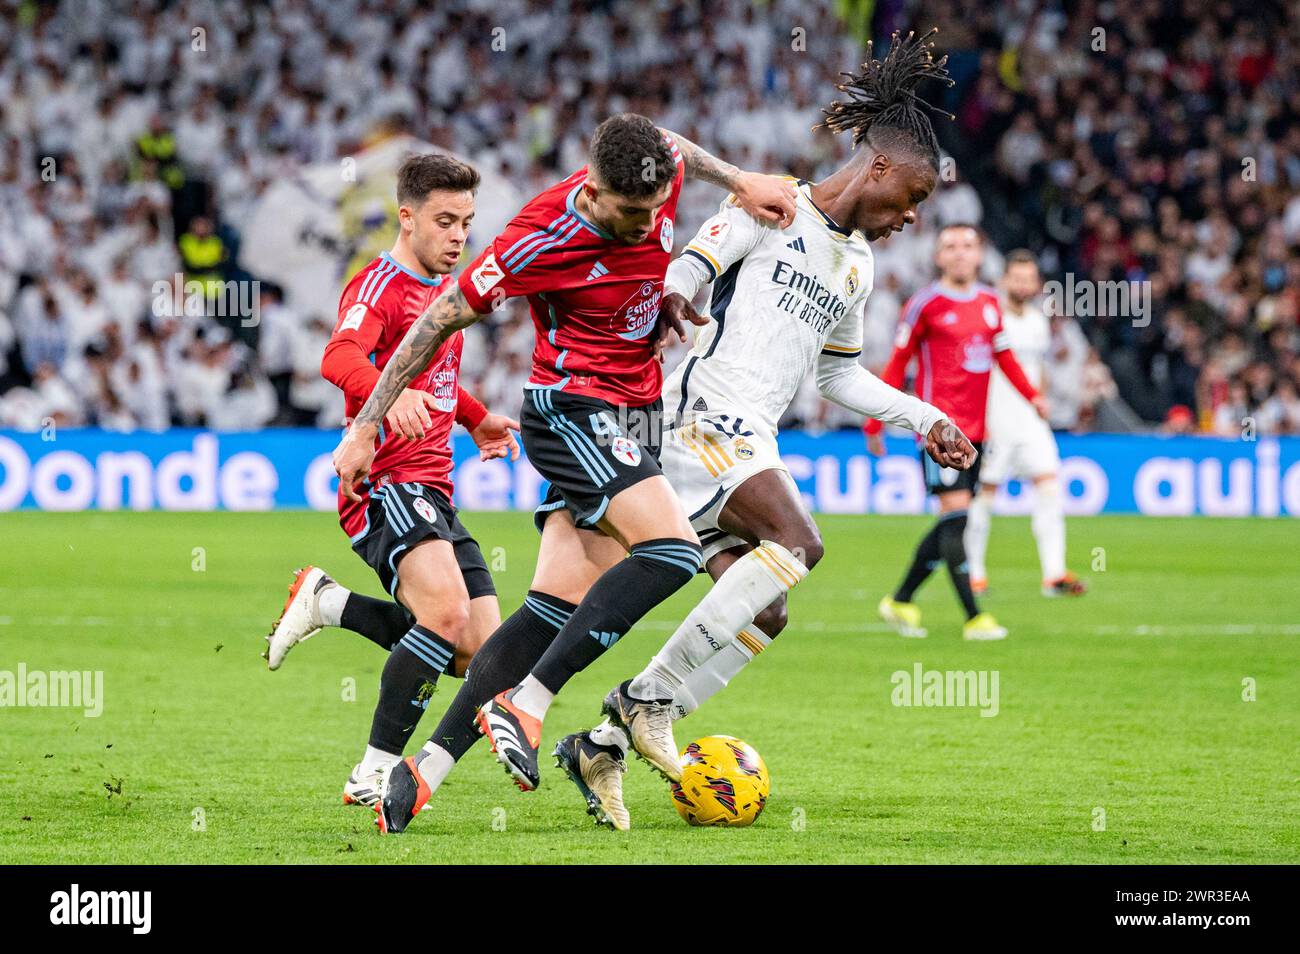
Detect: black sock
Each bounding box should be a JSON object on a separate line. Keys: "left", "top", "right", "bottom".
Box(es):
{"left": 426, "top": 591, "right": 577, "bottom": 761}
{"left": 895, "top": 520, "right": 945, "bottom": 602}
{"left": 935, "top": 510, "right": 979, "bottom": 619}
{"left": 530, "top": 538, "right": 702, "bottom": 694}
{"left": 367, "top": 624, "right": 456, "bottom": 754}
{"left": 340, "top": 592, "right": 413, "bottom": 651}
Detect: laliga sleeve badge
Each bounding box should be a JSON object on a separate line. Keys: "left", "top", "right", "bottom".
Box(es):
{"left": 412, "top": 497, "right": 439, "bottom": 524}
{"left": 340, "top": 302, "right": 368, "bottom": 332}
{"left": 471, "top": 252, "right": 504, "bottom": 296}
{"left": 611, "top": 436, "right": 642, "bottom": 466}
{"left": 660, "top": 217, "right": 674, "bottom": 252}
{"left": 697, "top": 218, "right": 729, "bottom": 250}
{"left": 984, "top": 303, "right": 999, "bottom": 328}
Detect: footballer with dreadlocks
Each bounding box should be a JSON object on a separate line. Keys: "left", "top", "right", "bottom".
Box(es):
{"left": 543, "top": 29, "right": 984, "bottom": 830}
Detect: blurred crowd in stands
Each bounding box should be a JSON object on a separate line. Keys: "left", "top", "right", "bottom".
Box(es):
{"left": 0, "top": 0, "right": 1297, "bottom": 437}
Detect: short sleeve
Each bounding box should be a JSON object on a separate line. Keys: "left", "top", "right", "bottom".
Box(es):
{"left": 677, "top": 198, "right": 766, "bottom": 282}
{"left": 458, "top": 215, "right": 578, "bottom": 313}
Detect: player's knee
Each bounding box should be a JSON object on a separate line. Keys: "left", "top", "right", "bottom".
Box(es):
{"left": 752, "top": 596, "right": 788, "bottom": 638}
{"left": 773, "top": 529, "right": 822, "bottom": 571}
{"left": 404, "top": 587, "right": 471, "bottom": 642}
{"left": 799, "top": 533, "right": 825, "bottom": 570}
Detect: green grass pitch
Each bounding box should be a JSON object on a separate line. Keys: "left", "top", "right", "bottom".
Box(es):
{"left": 1, "top": 510, "right": 1296, "bottom": 864}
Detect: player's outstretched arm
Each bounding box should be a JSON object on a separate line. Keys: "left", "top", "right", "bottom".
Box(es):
{"left": 665, "top": 129, "right": 796, "bottom": 228}
{"left": 332, "top": 285, "right": 482, "bottom": 500}
{"left": 817, "top": 353, "right": 946, "bottom": 439}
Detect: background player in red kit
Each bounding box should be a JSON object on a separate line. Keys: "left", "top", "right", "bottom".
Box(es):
{"left": 868, "top": 223, "right": 1046, "bottom": 641}
{"left": 330, "top": 113, "right": 798, "bottom": 832}
{"left": 264, "top": 154, "right": 520, "bottom": 807}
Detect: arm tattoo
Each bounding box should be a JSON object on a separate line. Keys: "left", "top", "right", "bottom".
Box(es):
{"left": 352, "top": 284, "right": 481, "bottom": 429}
{"left": 665, "top": 129, "right": 741, "bottom": 192}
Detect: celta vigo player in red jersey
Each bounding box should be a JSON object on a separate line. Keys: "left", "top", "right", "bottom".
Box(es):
{"left": 868, "top": 223, "right": 1047, "bottom": 641}
{"left": 264, "top": 155, "right": 521, "bottom": 808}
{"left": 331, "top": 113, "right": 798, "bottom": 833}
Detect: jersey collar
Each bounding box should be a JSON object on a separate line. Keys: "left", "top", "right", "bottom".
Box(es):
{"left": 565, "top": 183, "right": 614, "bottom": 240}
{"left": 797, "top": 179, "right": 857, "bottom": 239}
{"left": 381, "top": 251, "right": 443, "bottom": 286}
{"left": 934, "top": 280, "right": 982, "bottom": 301}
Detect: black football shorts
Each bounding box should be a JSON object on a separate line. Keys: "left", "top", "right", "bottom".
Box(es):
{"left": 350, "top": 480, "right": 495, "bottom": 599}
{"left": 520, "top": 388, "right": 664, "bottom": 533}
{"left": 920, "top": 441, "right": 984, "bottom": 496}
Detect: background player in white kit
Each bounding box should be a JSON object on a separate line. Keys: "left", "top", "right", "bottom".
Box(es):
{"left": 555, "top": 31, "right": 977, "bottom": 829}
{"left": 965, "top": 250, "right": 1087, "bottom": 597}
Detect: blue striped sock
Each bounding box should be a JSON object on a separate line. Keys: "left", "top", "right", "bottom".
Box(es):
{"left": 530, "top": 538, "right": 703, "bottom": 693}
{"left": 368, "top": 624, "right": 457, "bottom": 754}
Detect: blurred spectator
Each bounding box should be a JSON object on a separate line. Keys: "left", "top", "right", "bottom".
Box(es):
{"left": 1045, "top": 313, "right": 1089, "bottom": 431}
{"left": 0, "top": 0, "right": 1295, "bottom": 438}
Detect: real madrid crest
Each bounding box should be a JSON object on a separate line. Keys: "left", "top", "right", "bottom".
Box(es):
{"left": 845, "top": 266, "right": 859, "bottom": 296}
{"left": 734, "top": 439, "right": 754, "bottom": 460}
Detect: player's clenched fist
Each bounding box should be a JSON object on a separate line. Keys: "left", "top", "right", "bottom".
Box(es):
{"left": 924, "top": 419, "right": 977, "bottom": 470}
{"left": 333, "top": 425, "right": 377, "bottom": 503}
{"left": 654, "top": 292, "right": 710, "bottom": 362}
{"left": 386, "top": 388, "right": 439, "bottom": 441}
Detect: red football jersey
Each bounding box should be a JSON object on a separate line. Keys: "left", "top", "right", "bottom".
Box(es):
{"left": 866, "top": 281, "right": 1037, "bottom": 443}
{"left": 456, "top": 139, "right": 685, "bottom": 406}
{"left": 322, "top": 252, "right": 487, "bottom": 538}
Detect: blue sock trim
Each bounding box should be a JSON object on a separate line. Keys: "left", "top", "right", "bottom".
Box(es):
{"left": 631, "top": 539, "right": 704, "bottom": 576}
{"left": 398, "top": 624, "right": 454, "bottom": 674}
{"left": 524, "top": 595, "right": 573, "bottom": 633}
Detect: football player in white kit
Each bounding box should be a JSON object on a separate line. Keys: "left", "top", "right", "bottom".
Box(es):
{"left": 554, "top": 31, "right": 977, "bottom": 829}
{"left": 965, "top": 250, "right": 1087, "bottom": 597}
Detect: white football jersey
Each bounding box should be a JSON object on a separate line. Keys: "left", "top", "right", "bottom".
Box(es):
{"left": 662, "top": 181, "right": 873, "bottom": 434}
{"left": 986, "top": 300, "right": 1049, "bottom": 435}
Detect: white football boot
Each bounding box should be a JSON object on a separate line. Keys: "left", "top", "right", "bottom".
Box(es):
{"left": 265, "top": 566, "right": 333, "bottom": 670}
{"left": 342, "top": 763, "right": 384, "bottom": 807}
{"left": 601, "top": 681, "right": 681, "bottom": 782}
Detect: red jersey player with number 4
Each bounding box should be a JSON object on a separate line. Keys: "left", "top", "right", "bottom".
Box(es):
{"left": 330, "top": 114, "right": 798, "bottom": 833}
{"left": 867, "top": 223, "right": 1047, "bottom": 641}
{"left": 264, "top": 155, "right": 521, "bottom": 809}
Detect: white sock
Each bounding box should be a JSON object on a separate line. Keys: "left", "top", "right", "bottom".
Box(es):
{"left": 588, "top": 718, "right": 629, "bottom": 755}
{"left": 1032, "top": 478, "right": 1067, "bottom": 582}
{"left": 965, "top": 492, "right": 992, "bottom": 582}
{"left": 414, "top": 742, "right": 456, "bottom": 793}
{"left": 509, "top": 674, "right": 555, "bottom": 721}
{"left": 316, "top": 582, "right": 349, "bottom": 627}
{"left": 359, "top": 743, "right": 400, "bottom": 777}
{"left": 629, "top": 540, "right": 807, "bottom": 701}
{"left": 671, "top": 627, "right": 772, "bottom": 719}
